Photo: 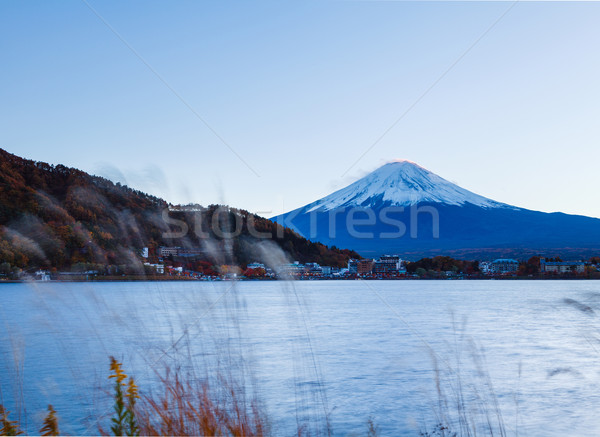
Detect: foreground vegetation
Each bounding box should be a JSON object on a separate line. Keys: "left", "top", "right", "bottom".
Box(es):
{"left": 0, "top": 357, "right": 269, "bottom": 436}
{"left": 0, "top": 348, "right": 506, "bottom": 436}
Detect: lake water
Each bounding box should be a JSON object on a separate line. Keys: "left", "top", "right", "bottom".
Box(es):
{"left": 1, "top": 280, "right": 600, "bottom": 436}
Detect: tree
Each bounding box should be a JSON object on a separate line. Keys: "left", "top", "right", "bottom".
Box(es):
{"left": 518, "top": 256, "right": 540, "bottom": 276}
{"left": 243, "top": 267, "right": 266, "bottom": 278}
{"left": 0, "top": 262, "right": 11, "bottom": 276}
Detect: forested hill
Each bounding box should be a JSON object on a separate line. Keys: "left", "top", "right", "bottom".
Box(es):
{"left": 0, "top": 148, "right": 359, "bottom": 272}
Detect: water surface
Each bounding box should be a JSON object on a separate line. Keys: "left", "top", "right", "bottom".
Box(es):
{"left": 1, "top": 280, "right": 599, "bottom": 436}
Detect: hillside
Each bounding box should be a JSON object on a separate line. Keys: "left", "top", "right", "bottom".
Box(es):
{"left": 0, "top": 149, "right": 359, "bottom": 273}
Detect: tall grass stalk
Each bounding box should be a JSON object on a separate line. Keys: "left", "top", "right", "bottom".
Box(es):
{"left": 40, "top": 405, "right": 59, "bottom": 436}
{"left": 0, "top": 404, "right": 23, "bottom": 436}
{"left": 134, "top": 367, "right": 268, "bottom": 436}
{"left": 423, "top": 323, "right": 507, "bottom": 437}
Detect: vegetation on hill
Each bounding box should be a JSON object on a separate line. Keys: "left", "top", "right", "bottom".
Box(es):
{"left": 406, "top": 256, "right": 480, "bottom": 277}
{"left": 0, "top": 148, "right": 360, "bottom": 275}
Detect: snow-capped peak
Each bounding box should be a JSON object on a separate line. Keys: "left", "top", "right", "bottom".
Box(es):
{"left": 306, "top": 160, "right": 509, "bottom": 212}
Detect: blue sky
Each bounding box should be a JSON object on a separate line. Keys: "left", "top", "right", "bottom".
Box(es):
{"left": 2, "top": 0, "right": 600, "bottom": 217}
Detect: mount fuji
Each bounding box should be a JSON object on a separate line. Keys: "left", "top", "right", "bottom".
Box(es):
{"left": 273, "top": 161, "right": 600, "bottom": 260}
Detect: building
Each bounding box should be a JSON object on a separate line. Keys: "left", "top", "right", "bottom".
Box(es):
{"left": 540, "top": 258, "right": 585, "bottom": 274}
{"left": 479, "top": 261, "right": 491, "bottom": 275}
{"left": 357, "top": 259, "right": 374, "bottom": 275}
{"left": 177, "top": 247, "right": 205, "bottom": 257}
{"left": 34, "top": 270, "right": 51, "bottom": 281}
{"left": 348, "top": 259, "right": 358, "bottom": 274}
{"left": 246, "top": 262, "right": 265, "bottom": 270}
{"left": 158, "top": 246, "right": 180, "bottom": 257}
{"left": 490, "top": 259, "right": 519, "bottom": 275}
{"left": 304, "top": 262, "right": 323, "bottom": 276}
{"left": 374, "top": 255, "right": 403, "bottom": 274}
{"left": 144, "top": 263, "right": 164, "bottom": 274}
{"left": 277, "top": 262, "right": 305, "bottom": 277}
{"left": 158, "top": 247, "right": 204, "bottom": 257}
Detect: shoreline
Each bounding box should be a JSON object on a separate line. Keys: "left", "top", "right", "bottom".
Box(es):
{"left": 2, "top": 276, "right": 598, "bottom": 283}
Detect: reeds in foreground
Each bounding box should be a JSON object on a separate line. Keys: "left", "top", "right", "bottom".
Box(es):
{"left": 0, "top": 404, "right": 58, "bottom": 436}
{"left": 135, "top": 369, "right": 267, "bottom": 436}
{"left": 99, "top": 357, "right": 268, "bottom": 437}
{"left": 39, "top": 405, "right": 59, "bottom": 437}
{"left": 104, "top": 357, "right": 139, "bottom": 436}
{"left": 0, "top": 405, "right": 23, "bottom": 436}
{"left": 421, "top": 325, "right": 507, "bottom": 437}
{"left": 1, "top": 349, "right": 516, "bottom": 436}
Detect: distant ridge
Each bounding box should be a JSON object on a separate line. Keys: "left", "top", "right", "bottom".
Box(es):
{"left": 273, "top": 160, "right": 600, "bottom": 260}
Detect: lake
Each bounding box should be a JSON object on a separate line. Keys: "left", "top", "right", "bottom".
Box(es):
{"left": 1, "top": 280, "right": 599, "bottom": 436}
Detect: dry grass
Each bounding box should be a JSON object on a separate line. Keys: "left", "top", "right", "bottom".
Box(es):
{"left": 0, "top": 403, "right": 61, "bottom": 436}
{"left": 134, "top": 368, "right": 268, "bottom": 437}
{"left": 421, "top": 321, "right": 507, "bottom": 437}
{"left": 0, "top": 404, "right": 23, "bottom": 436}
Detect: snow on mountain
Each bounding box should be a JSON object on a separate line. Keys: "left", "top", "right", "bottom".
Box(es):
{"left": 305, "top": 160, "right": 510, "bottom": 212}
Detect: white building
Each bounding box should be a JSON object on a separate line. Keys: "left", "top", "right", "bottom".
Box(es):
{"left": 348, "top": 259, "right": 358, "bottom": 274}
{"left": 144, "top": 263, "right": 164, "bottom": 274}
{"left": 374, "top": 255, "right": 403, "bottom": 274}
{"left": 34, "top": 270, "right": 51, "bottom": 281}
{"left": 479, "top": 262, "right": 491, "bottom": 275}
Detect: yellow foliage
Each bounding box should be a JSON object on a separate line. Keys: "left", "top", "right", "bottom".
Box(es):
{"left": 109, "top": 356, "right": 127, "bottom": 385}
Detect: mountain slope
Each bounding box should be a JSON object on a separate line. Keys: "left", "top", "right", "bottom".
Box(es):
{"left": 0, "top": 148, "right": 359, "bottom": 271}
{"left": 273, "top": 161, "right": 600, "bottom": 260}
{"left": 304, "top": 160, "right": 509, "bottom": 211}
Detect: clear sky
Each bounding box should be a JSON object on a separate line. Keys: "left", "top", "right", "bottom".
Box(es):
{"left": 2, "top": 0, "right": 600, "bottom": 218}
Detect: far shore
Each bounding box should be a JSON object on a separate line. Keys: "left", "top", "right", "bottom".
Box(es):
{"left": 1, "top": 276, "right": 599, "bottom": 283}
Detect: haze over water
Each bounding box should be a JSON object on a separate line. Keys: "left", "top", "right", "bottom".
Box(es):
{"left": 1, "top": 280, "right": 599, "bottom": 436}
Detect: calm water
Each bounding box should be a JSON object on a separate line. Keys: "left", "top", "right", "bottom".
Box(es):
{"left": 1, "top": 280, "right": 600, "bottom": 436}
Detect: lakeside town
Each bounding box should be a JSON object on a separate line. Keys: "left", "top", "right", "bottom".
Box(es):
{"left": 18, "top": 246, "right": 600, "bottom": 282}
